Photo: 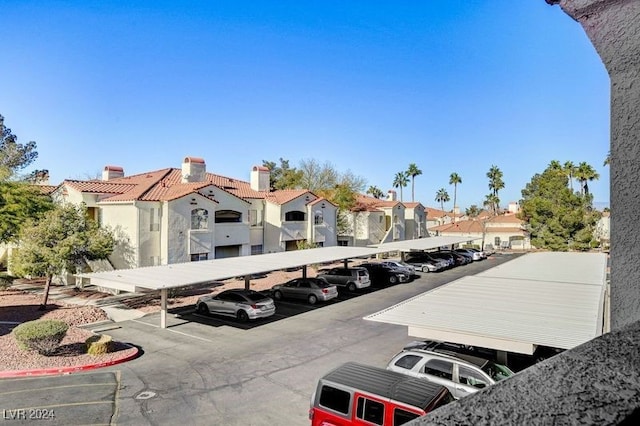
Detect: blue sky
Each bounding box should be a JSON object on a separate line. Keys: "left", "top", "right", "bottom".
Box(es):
{"left": 2, "top": 1, "right": 609, "bottom": 210}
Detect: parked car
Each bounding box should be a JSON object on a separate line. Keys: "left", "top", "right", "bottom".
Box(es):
{"left": 427, "top": 252, "right": 458, "bottom": 268}
{"left": 454, "top": 248, "right": 483, "bottom": 261}
{"left": 405, "top": 339, "right": 564, "bottom": 373}
{"left": 442, "top": 250, "right": 473, "bottom": 265}
{"left": 387, "top": 346, "right": 514, "bottom": 400}
{"left": 316, "top": 267, "right": 371, "bottom": 292}
{"left": 359, "top": 262, "right": 410, "bottom": 286}
{"left": 405, "top": 253, "right": 448, "bottom": 272}
{"left": 379, "top": 260, "right": 417, "bottom": 277}
{"left": 196, "top": 289, "right": 276, "bottom": 322}
{"left": 310, "top": 362, "right": 454, "bottom": 426}
{"left": 270, "top": 277, "right": 338, "bottom": 305}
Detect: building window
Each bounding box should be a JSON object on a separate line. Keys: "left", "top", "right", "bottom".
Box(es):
{"left": 338, "top": 240, "right": 349, "bottom": 247}
{"left": 495, "top": 237, "right": 501, "bottom": 246}
{"left": 251, "top": 245, "right": 263, "bottom": 255}
{"left": 249, "top": 209, "right": 263, "bottom": 227}
{"left": 314, "top": 211, "right": 323, "bottom": 225}
{"left": 215, "top": 209, "right": 242, "bottom": 223}
{"left": 190, "top": 253, "right": 208, "bottom": 262}
{"left": 150, "top": 208, "right": 161, "bottom": 231}
{"left": 285, "top": 210, "right": 305, "bottom": 221}
{"left": 191, "top": 208, "right": 208, "bottom": 230}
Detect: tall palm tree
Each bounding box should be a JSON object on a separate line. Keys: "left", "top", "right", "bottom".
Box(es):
{"left": 575, "top": 161, "right": 600, "bottom": 195}
{"left": 392, "top": 172, "right": 409, "bottom": 202}
{"left": 564, "top": 161, "right": 576, "bottom": 192}
{"left": 435, "top": 188, "right": 450, "bottom": 219}
{"left": 486, "top": 165, "right": 504, "bottom": 212}
{"left": 449, "top": 172, "right": 462, "bottom": 222}
{"left": 366, "top": 185, "right": 385, "bottom": 199}
{"left": 406, "top": 163, "right": 422, "bottom": 202}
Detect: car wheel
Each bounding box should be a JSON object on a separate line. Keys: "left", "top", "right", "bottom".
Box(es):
{"left": 389, "top": 275, "right": 398, "bottom": 284}
{"left": 197, "top": 303, "right": 209, "bottom": 315}
{"left": 422, "top": 266, "right": 429, "bottom": 273}
{"left": 237, "top": 310, "right": 249, "bottom": 322}
{"left": 308, "top": 294, "right": 318, "bottom": 305}
{"left": 347, "top": 283, "right": 356, "bottom": 292}
{"left": 273, "top": 290, "right": 283, "bottom": 300}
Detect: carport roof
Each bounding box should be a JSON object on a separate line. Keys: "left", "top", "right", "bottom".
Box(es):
{"left": 79, "top": 236, "right": 474, "bottom": 293}
{"left": 364, "top": 252, "right": 608, "bottom": 355}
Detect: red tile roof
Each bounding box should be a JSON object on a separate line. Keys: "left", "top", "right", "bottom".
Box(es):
{"left": 265, "top": 190, "right": 312, "bottom": 205}
{"left": 355, "top": 194, "right": 401, "bottom": 210}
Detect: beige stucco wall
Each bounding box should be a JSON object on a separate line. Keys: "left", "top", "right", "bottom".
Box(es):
{"left": 100, "top": 203, "right": 139, "bottom": 269}
{"left": 263, "top": 201, "right": 283, "bottom": 253}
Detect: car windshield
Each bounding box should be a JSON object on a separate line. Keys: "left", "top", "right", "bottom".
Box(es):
{"left": 481, "top": 361, "right": 514, "bottom": 382}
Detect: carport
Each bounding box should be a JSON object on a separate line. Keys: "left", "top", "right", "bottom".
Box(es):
{"left": 364, "top": 252, "right": 608, "bottom": 358}
{"left": 79, "top": 236, "right": 473, "bottom": 328}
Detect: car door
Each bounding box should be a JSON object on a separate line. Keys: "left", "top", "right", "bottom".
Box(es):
{"left": 282, "top": 279, "right": 300, "bottom": 299}
{"left": 208, "top": 293, "right": 229, "bottom": 315}
{"left": 417, "top": 358, "right": 458, "bottom": 398}
{"left": 221, "top": 292, "right": 243, "bottom": 316}
{"left": 455, "top": 364, "right": 491, "bottom": 398}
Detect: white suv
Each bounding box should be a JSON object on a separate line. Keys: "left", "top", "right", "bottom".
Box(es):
{"left": 386, "top": 348, "right": 514, "bottom": 400}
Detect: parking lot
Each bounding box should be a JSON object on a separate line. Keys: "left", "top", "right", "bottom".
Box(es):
{"left": 1, "top": 253, "right": 521, "bottom": 425}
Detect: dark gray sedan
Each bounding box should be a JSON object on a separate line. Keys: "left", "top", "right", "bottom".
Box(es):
{"left": 270, "top": 278, "right": 338, "bottom": 305}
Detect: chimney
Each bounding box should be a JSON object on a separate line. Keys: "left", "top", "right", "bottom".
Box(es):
{"left": 182, "top": 157, "right": 206, "bottom": 183}
{"left": 250, "top": 165, "right": 271, "bottom": 191}
{"left": 102, "top": 165, "right": 124, "bottom": 181}
{"left": 387, "top": 190, "right": 397, "bottom": 201}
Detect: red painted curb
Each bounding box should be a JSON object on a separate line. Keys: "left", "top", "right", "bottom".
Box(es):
{"left": 0, "top": 344, "right": 140, "bottom": 378}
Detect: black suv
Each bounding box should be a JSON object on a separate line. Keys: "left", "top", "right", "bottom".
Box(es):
{"left": 359, "top": 263, "right": 410, "bottom": 286}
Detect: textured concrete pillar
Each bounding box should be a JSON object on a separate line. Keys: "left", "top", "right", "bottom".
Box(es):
{"left": 553, "top": 0, "right": 640, "bottom": 330}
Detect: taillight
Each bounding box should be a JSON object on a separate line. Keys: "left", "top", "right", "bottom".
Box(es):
{"left": 250, "top": 304, "right": 258, "bottom": 309}
{"left": 309, "top": 408, "right": 314, "bottom": 420}
{"left": 322, "top": 288, "right": 329, "bottom": 294}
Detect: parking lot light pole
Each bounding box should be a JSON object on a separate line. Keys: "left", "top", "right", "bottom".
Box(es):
{"left": 160, "top": 288, "right": 168, "bottom": 329}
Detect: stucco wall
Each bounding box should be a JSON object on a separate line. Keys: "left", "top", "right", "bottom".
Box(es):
{"left": 100, "top": 203, "right": 138, "bottom": 269}
{"left": 557, "top": 0, "right": 640, "bottom": 330}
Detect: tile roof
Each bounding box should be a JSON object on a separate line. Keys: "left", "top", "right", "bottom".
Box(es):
{"left": 355, "top": 194, "right": 401, "bottom": 210}
{"left": 36, "top": 185, "right": 58, "bottom": 195}
{"left": 65, "top": 168, "right": 269, "bottom": 203}
{"left": 265, "top": 189, "right": 312, "bottom": 205}
{"left": 487, "top": 213, "right": 523, "bottom": 224}
{"left": 429, "top": 220, "right": 484, "bottom": 233}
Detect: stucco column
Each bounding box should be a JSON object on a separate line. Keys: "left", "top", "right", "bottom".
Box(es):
{"left": 550, "top": 0, "right": 640, "bottom": 330}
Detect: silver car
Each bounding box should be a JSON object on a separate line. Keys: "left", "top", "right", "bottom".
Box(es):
{"left": 380, "top": 260, "right": 417, "bottom": 277}
{"left": 196, "top": 289, "right": 275, "bottom": 322}
{"left": 387, "top": 348, "right": 514, "bottom": 400}
{"left": 270, "top": 278, "right": 338, "bottom": 305}
{"left": 316, "top": 267, "right": 371, "bottom": 292}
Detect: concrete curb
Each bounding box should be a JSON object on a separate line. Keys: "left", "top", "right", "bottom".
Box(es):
{"left": 0, "top": 344, "right": 140, "bottom": 378}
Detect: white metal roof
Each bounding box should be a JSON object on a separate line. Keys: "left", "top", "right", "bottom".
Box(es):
{"left": 79, "top": 236, "right": 473, "bottom": 293}
{"left": 364, "top": 252, "right": 608, "bottom": 354}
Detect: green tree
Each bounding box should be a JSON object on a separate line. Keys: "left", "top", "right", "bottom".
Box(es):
{"left": 486, "top": 165, "right": 504, "bottom": 213}
{"left": 366, "top": 185, "right": 385, "bottom": 199}
{"left": 10, "top": 203, "right": 116, "bottom": 309}
{"left": 262, "top": 158, "right": 303, "bottom": 190}
{"left": 393, "top": 172, "right": 409, "bottom": 202}
{"left": 575, "top": 161, "right": 600, "bottom": 195}
{"left": 483, "top": 194, "right": 500, "bottom": 215}
{"left": 519, "top": 163, "right": 600, "bottom": 251}
{"left": 406, "top": 163, "right": 422, "bottom": 202}
{"left": 603, "top": 151, "right": 610, "bottom": 167}
{"left": 1, "top": 115, "right": 39, "bottom": 181}
{"left": 435, "top": 188, "right": 450, "bottom": 218}
{"left": 0, "top": 182, "right": 53, "bottom": 243}
{"left": 449, "top": 172, "right": 462, "bottom": 222}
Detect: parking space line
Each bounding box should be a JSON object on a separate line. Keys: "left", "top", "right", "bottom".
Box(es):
{"left": 133, "top": 317, "right": 218, "bottom": 342}
{"left": 7, "top": 401, "right": 114, "bottom": 411}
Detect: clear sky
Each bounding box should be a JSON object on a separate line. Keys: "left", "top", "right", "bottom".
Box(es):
{"left": 2, "top": 1, "right": 610, "bottom": 211}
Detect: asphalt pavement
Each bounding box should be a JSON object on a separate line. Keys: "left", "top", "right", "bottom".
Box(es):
{"left": 0, "top": 253, "right": 522, "bottom": 426}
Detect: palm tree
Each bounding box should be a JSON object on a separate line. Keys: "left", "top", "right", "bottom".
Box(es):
{"left": 604, "top": 151, "right": 610, "bottom": 167}
{"left": 564, "top": 161, "right": 576, "bottom": 192}
{"left": 435, "top": 188, "right": 450, "bottom": 218}
{"left": 449, "top": 172, "right": 462, "bottom": 222}
{"left": 483, "top": 194, "right": 500, "bottom": 215}
{"left": 393, "top": 172, "right": 409, "bottom": 202}
{"left": 575, "top": 161, "right": 600, "bottom": 195}
{"left": 406, "top": 163, "right": 422, "bottom": 202}
{"left": 366, "top": 185, "right": 385, "bottom": 199}
{"left": 486, "top": 165, "right": 504, "bottom": 212}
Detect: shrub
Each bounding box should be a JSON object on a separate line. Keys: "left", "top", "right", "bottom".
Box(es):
{"left": 12, "top": 319, "right": 69, "bottom": 355}
{"left": 85, "top": 334, "right": 113, "bottom": 355}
